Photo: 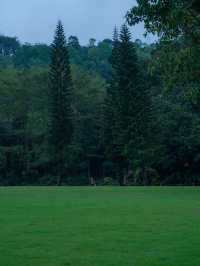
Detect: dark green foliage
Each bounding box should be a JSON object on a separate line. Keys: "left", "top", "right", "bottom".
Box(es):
{"left": 125, "top": 0, "right": 200, "bottom": 185}
{"left": 105, "top": 25, "right": 151, "bottom": 185}
{"left": 0, "top": 68, "right": 49, "bottom": 185}
{"left": 0, "top": 3, "right": 199, "bottom": 185}
{"left": 0, "top": 35, "right": 20, "bottom": 56}
{"left": 127, "top": 0, "right": 200, "bottom": 42}
{"left": 103, "top": 27, "right": 119, "bottom": 159}
{"left": 13, "top": 44, "right": 50, "bottom": 68}
{"left": 127, "top": 0, "right": 200, "bottom": 103}
{"left": 68, "top": 36, "right": 80, "bottom": 49}
{"left": 48, "top": 21, "right": 73, "bottom": 185}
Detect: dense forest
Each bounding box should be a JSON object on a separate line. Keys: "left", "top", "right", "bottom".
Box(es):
{"left": 0, "top": 0, "right": 199, "bottom": 186}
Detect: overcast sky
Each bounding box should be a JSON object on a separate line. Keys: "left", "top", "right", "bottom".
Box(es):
{"left": 0, "top": 0, "right": 156, "bottom": 45}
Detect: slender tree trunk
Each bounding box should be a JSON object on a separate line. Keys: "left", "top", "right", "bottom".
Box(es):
{"left": 57, "top": 175, "right": 62, "bottom": 186}
{"left": 90, "top": 177, "right": 96, "bottom": 186}
{"left": 56, "top": 154, "right": 63, "bottom": 186}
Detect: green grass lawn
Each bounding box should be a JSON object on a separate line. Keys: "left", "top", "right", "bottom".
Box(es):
{"left": 0, "top": 187, "right": 200, "bottom": 266}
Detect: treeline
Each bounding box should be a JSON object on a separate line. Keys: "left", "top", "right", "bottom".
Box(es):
{"left": 0, "top": 0, "right": 199, "bottom": 185}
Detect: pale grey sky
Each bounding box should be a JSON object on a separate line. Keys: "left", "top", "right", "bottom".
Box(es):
{"left": 0, "top": 0, "right": 155, "bottom": 44}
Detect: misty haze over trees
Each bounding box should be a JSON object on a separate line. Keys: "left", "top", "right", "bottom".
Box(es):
{"left": 0, "top": 0, "right": 199, "bottom": 186}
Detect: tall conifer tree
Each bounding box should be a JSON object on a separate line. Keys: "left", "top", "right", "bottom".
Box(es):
{"left": 108, "top": 24, "right": 150, "bottom": 185}
{"left": 49, "top": 21, "right": 73, "bottom": 185}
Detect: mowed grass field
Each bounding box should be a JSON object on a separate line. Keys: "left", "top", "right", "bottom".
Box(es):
{"left": 0, "top": 187, "right": 200, "bottom": 266}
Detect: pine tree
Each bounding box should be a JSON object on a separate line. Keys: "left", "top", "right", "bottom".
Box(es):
{"left": 109, "top": 24, "right": 150, "bottom": 185}
{"left": 48, "top": 21, "right": 73, "bottom": 185}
